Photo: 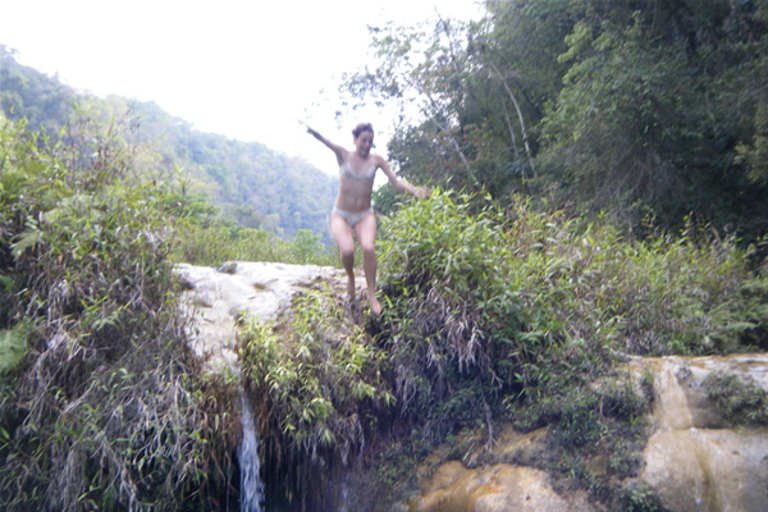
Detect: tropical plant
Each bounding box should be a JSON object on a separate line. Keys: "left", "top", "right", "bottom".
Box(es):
{"left": 343, "top": 1, "right": 768, "bottom": 240}
{"left": 0, "top": 113, "right": 239, "bottom": 511}
{"left": 240, "top": 287, "right": 392, "bottom": 509}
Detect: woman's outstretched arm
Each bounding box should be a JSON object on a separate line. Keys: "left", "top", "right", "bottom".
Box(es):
{"left": 377, "top": 156, "right": 430, "bottom": 199}
{"left": 300, "top": 120, "right": 347, "bottom": 165}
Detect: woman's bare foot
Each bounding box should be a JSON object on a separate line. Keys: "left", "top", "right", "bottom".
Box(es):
{"left": 368, "top": 292, "right": 382, "bottom": 315}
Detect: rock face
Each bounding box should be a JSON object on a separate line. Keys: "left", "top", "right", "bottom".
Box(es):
{"left": 630, "top": 355, "right": 768, "bottom": 512}
{"left": 407, "top": 355, "right": 768, "bottom": 512}
{"left": 176, "top": 261, "right": 358, "bottom": 373}
{"left": 176, "top": 262, "right": 768, "bottom": 511}
{"left": 410, "top": 461, "right": 593, "bottom": 512}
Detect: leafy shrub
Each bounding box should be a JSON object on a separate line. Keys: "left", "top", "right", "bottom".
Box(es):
{"left": 368, "top": 190, "right": 767, "bottom": 506}
{"left": 375, "top": 190, "right": 768, "bottom": 428}
{"left": 0, "top": 115, "right": 239, "bottom": 511}
{"left": 0, "top": 323, "right": 28, "bottom": 376}
{"left": 376, "top": 192, "right": 523, "bottom": 430}
{"left": 240, "top": 287, "right": 393, "bottom": 509}
{"left": 169, "top": 221, "right": 338, "bottom": 267}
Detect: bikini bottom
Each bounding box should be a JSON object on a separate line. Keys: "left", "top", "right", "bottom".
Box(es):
{"left": 332, "top": 207, "right": 374, "bottom": 228}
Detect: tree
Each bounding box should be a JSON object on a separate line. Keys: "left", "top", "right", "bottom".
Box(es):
{"left": 538, "top": 0, "right": 768, "bottom": 235}
{"left": 1, "top": 50, "right": 340, "bottom": 243}
{"left": 343, "top": 0, "right": 768, "bottom": 239}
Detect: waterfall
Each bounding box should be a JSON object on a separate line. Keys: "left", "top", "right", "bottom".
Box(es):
{"left": 238, "top": 391, "right": 265, "bottom": 512}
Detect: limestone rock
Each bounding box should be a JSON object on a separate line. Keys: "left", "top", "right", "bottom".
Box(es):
{"left": 175, "top": 261, "right": 360, "bottom": 373}
{"left": 629, "top": 354, "right": 768, "bottom": 512}
{"left": 404, "top": 354, "right": 768, "bottom": 512}
{"left": 411, "top": 462, "right": 593, "bottom": 512}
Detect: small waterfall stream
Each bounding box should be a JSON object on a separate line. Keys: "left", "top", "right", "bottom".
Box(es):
{"left": 238, "top": 390, "right": 265, "bottom": 512}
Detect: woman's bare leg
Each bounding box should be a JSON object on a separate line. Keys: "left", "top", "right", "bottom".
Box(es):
{"left": 354, "top": 212, "right": 381, "bottom": 314}
{"left": 330, "top": 213, "right": 357, "bottom": 298}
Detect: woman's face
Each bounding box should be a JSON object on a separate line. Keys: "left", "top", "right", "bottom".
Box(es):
{"left": 354, "top": 131, "right": 374, "bottom": 157}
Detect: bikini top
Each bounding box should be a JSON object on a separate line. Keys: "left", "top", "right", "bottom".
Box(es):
{"left": 340, "top": 157, "right": 377, "bottom": 181}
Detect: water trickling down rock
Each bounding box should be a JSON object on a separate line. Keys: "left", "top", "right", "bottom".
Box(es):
{"left": 176, "top": 261, "right": 362, "bottom": 510}
{"left": 239, "top": 390, "right": 265, "bottom": 512}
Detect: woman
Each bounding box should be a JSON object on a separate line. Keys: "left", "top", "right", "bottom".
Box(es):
{"left": 303, "top": 121, "right": 429, "bottom": 314}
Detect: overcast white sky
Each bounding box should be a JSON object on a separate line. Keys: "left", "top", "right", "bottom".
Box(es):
{"left": 2, "top": 0, "right": 484, "bottom": 173}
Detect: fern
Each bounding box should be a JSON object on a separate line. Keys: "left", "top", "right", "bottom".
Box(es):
{"left": 0, "top": 325, "right": 27, "bottom": 375}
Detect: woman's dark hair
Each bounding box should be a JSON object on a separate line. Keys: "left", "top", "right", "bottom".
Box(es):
{"left": 352, "top": 123, "right": 374, "bottom": 138}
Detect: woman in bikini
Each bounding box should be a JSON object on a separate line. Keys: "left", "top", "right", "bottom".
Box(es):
{"left": 302, "top": 121, "right": 430, "bottom": 314}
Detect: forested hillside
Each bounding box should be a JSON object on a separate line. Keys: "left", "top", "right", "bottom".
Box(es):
{"left": 0, "top": 46, "right": 338, "bottom": 244}
{"left": 361, "top": 0, "right": 768, "bottom": 240}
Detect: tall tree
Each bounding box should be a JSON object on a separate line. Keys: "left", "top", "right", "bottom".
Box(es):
{"left": 344, "top": 0, "right": 768, "bottom": 238}
{"left": 538, "top": 0, "right": 768, "bottom": 234}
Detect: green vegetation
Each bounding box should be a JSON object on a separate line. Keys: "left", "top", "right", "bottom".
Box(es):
{"left": 348, "top": 0, "right": 768, "bottom": 240}
{"left": 705, "top": 371, "right": 768, "bottom": 425}
{"left": 0, "top": 323, "right": 27, "bottom": 376}
{"left": 235, "top": 190, "right": 768, "bottom": 510}
{"left": 170, "top": 223, "right": 337, "bottom": 267}
{"left": 240, "top": 289, "right": 392, "bottom": 509}
{"left": 0, "top": 115, "right": 240, "bottom": 511}
{"left": 1, "top": 45, "right": 339, "bottom": 245}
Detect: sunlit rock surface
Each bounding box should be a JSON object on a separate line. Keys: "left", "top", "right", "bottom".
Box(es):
{"left": 629, "top": 354, "right": 768, "bottom": 512}
{"left": 406, "top": 354, "right": 768, "bottom": 512}
{"left": 403, "top": 425, "right": 594, "bottom": 512}
{"left": 175, "top": 261, "right": 360, "bottom": 373}
{"left": 410, "top": 460, "right": 593, "bottom": 512}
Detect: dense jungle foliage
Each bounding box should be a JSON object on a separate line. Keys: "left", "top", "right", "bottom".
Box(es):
{"left": 3, "top": 1, "right": 768, "bottom": 511}
{"left": 0, "top": 45, "right": 339, "bottom": 244}
{"left": 0, "top": 107, "right": 338, "bottom": 510}
{"left": 361, "top": 0, "right": 768, "bottom": 241}
{"left": 241, "top": 191, "right": 768, "bottom": 510}
{"left": 0, "top": 114, "right": 245, "bottom": 510}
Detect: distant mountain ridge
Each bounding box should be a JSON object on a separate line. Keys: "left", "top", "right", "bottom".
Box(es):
{"left": 0, "top": 45, "right": 338, "bottom": 244}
